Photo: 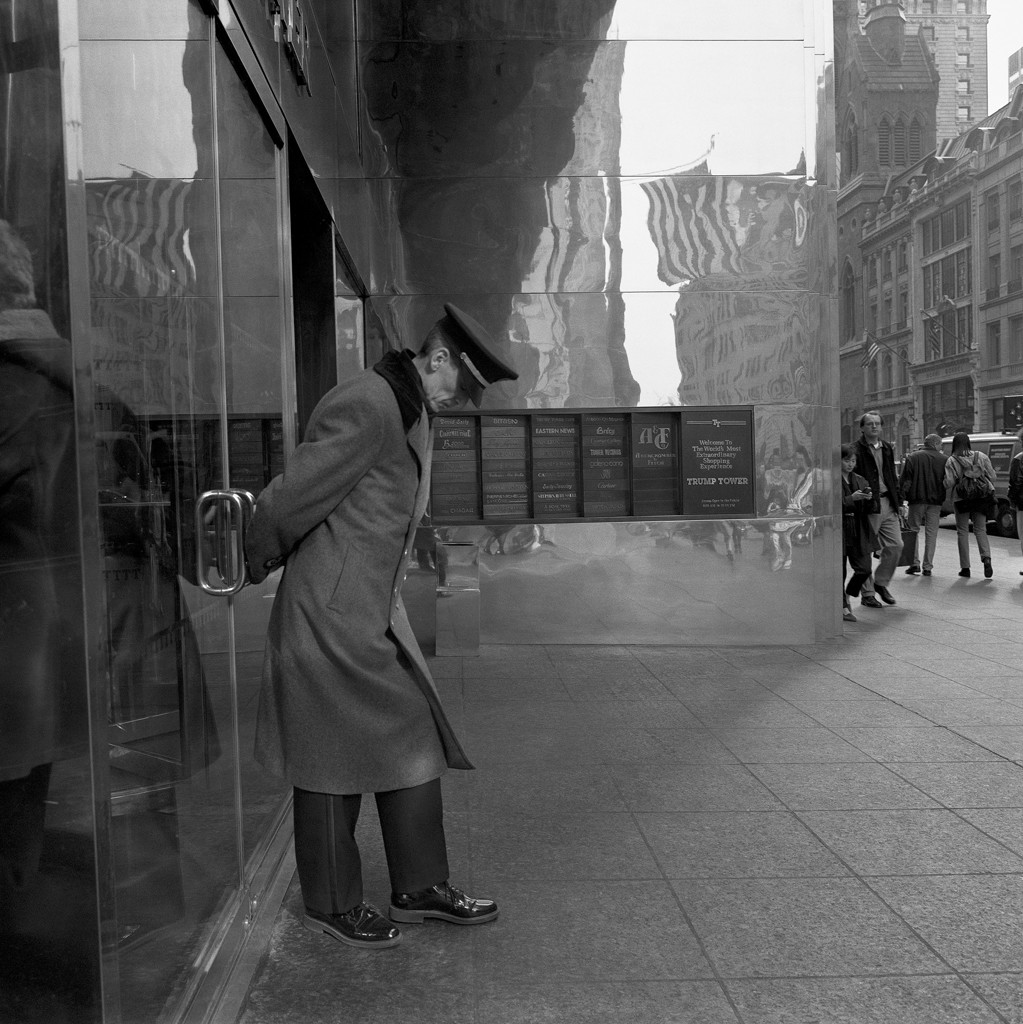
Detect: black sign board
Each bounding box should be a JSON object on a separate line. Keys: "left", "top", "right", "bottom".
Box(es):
{"left": 679, "top": 409, "right": 756, "bottom": 516}
{"left": 480, "top": 415, "right": 529, "bottom": 518}
{"left": 430, "top": 406, "right": 756, "bottom": 525}
{"left": 581, "top": 412, "right": 630, "bottom": 516}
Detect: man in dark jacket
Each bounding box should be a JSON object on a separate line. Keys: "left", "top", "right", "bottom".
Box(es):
{"left": 852, "top": 410, "right": 904, "bottom": 608}
{"left": 1009, "top": 427, "right": 1023, "bottom": 572}
{"left": 899, "top": 433, "right": 949, "bottom": 577}
{"left": 245, "top": 305, "right": 517, "bottom": 950}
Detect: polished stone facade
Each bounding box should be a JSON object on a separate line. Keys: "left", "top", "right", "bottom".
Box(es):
{"left": 346, "top": 0, "right": 840, "bottom": 644}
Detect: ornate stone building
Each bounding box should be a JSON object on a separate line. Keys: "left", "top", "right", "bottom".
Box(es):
{"left": 835, "top": 0, "right": 939, "bottom": 440}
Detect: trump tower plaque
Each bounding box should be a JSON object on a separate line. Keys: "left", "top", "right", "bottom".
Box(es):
{"left": 430, "top": 407, "right": 755, "bottom": 525}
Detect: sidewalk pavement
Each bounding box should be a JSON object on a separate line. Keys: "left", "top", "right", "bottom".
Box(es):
{"left": 237, "top": 528, "right": 1023, "bottom": 1024}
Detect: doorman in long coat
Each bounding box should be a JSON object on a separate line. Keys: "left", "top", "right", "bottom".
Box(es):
{"left": 246, "top": 305, "right": 517, "bottom": 949}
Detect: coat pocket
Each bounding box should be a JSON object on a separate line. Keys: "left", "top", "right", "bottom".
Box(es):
{"left": 326, "top": 543, "right": 364, "bottom": 613}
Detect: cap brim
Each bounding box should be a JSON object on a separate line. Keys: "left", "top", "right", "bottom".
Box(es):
{"left": 443, "top": 303, "right": 519, "bottom": 392}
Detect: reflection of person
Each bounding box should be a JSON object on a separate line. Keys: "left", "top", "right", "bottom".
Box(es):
{"left": 840, "top": 445, "right": 873, "bottom": 623}
{"left": 852, "top": 410, "right": 903, "bottom": 609}
{"left": 761, "top": 445, "right": 813, "bottom": 572}
{"left": 944, "top": 431, "right": 997, "bottom": 579}
{"left": 246, "top": 305, "right": 517, "bottom": 949}
{"left": 898, "top": 433, "right": 948, "bottom": 577}
{"left": 0, "top": 220, "right": 84, "bottom": 896}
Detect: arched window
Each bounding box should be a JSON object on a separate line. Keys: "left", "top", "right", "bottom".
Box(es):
{"left": 881, "top": 352, "right": 894, "bottom": 391}
{"left": 844, "top": 112, "right": 859, "bottom": 180}
{"left": 842, "top": 263, "right": 856, "bottom": 340}
{"left": 895, "top": 348, "right": 907, "bottom": 387}
{"left": 878, "top": 117, "right": 892, "bottom": 166}
{"left": 893, "top": 117, "right": 907, "bottom": 166}
{"left": 909, "top": 118, "right": 922, "bottom": 163}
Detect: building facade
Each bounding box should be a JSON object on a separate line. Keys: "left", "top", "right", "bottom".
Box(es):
{"left": 1, "top": 2, "right": 838, "bottom": 1022}
{"left": 835, "top": 0, "right": 939, "bottom": 440}
{"left": 1011, "top": 45, "right": 1023, "bottom": 96}
{"left": 976, "top": 89, "right": 1023, "bottom": 432}
{"left": 841, "top": 84, "right": 1023, "bottom": 453}
{"left": 899, "top": 0, "right": 990, "bottom": 139}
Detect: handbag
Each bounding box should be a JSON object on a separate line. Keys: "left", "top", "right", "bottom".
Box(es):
{"left": 897, "top": 509, "right": 918, "bottom": 567}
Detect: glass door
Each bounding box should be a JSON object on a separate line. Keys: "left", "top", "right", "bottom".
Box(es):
{"left": 77, "top": 6, "right": 291, "bottom": 1019}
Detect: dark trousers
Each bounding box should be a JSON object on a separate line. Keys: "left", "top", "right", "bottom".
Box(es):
{"left": 293, "top": 778, "right": 449, "bottom": 915}
{"left": 843, "top": 552, "right": 871, "bottom": 599}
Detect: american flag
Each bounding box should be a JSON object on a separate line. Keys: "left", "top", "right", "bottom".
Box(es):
{"left": 861, "top": 339, "right": 881, "bottom": 367}
{"left": 640, "top": 174, "right": 804, "bottom": 286}
{"left": 86, "top": 177, "right": 195, "bottom": 297}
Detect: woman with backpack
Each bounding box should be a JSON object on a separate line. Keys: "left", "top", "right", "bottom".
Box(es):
{"left": 943, "top": 431, "right": 997, "bottom": 578}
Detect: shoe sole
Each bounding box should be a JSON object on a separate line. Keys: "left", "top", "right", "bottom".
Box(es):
{"left": 389, "top": 906, "right": 499, "bottom": 926}
{"left": 302, "top": 914, "right": 402, "bottom": 949}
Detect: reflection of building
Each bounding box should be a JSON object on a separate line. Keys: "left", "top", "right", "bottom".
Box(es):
{"left": 640, "top": 167, "right": 823, "bottom": 517}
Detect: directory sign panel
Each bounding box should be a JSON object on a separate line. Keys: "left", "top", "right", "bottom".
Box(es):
{"left": 679, "top": 408, "right": 756, "bottom": 516}
{"left": 430, "top": 407, "right": 755, "bottom": 524}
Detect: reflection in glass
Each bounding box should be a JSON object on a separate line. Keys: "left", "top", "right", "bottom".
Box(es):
{"left": 1, "top": 3, "right": 99, "bottom": 1021}
{"left": 80, "top": 25, "right": 245, "bottom": 1020}
{"left": 214, "top": 38, "right": 291, "bottom": 866}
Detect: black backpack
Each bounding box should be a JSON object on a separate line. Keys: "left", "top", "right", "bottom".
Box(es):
{"left": 953, "top": 453, "right": 993, "bottom": 504}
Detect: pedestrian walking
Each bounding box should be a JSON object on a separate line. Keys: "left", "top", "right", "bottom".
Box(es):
{"left": 898, "top": 432, "right": 948, "bottom": 577}
{"left": 245, "top": 304, "right": 517, "bottom": 949}
{"left": 852, "top": 410, "right": 903, "bottom": 609}
{"left": 944, "top": 431, "right": 997, "bottom": 579}
{"left": 1007, "top": 427, "right": 1023, "bottom": 575}
{"left": 841, "top": 444, "right": 873, "bottom": 622}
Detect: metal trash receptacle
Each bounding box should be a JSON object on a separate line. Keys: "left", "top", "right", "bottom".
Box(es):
{"left": 435, "top": 542, "right": 479, "bottom": 656}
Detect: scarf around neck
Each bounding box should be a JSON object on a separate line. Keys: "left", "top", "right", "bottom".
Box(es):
{"left": 373, "top": 349, "right": 428, "bottom": 433}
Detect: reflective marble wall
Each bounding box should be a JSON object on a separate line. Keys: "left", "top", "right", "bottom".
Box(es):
{"left": 226, "top": 0, "right": 839, "bottom": 643}
{"left": 350, "top": 0, "right": 839, "bottom": 644}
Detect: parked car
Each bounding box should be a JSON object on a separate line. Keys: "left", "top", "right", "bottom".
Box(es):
{"left": 940, "top": 432, "right": 1022, "bottom": 538}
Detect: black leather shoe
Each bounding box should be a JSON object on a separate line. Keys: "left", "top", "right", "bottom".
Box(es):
{"left": 922, "top": 569, "right": 932, "bottom": 576}
{"left": 874, "top": 585, "right": 896, "bottom": 605}
{"left": 303, "top": 904, "right": 401, "bottom": 948}
{"left": 390, "top": 881, "right": 498, "bottom": 926}
{"left": 861, "top": 595, "right": 883, "bottom": 608}
{"left": 959, "top": 567, "right": 971, "bottom": 578}
{"left": 905, "top": 565, "right": 920, "bottom": 574}
{"left": 983, "top": 559, "right": 993, "bottom": 578}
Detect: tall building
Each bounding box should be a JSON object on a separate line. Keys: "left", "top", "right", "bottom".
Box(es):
{"left": 1010, "top": 45, "right": 1023, "bottom": 95}
{"left": 897, "top": 0, "right": 990, "bottom": 139}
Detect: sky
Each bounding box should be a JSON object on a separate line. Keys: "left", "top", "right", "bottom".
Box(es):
{"left": 987, "top": 0, "right": 1023, "bottom": 111}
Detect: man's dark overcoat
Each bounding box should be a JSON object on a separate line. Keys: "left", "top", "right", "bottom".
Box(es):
{"left": 899, "top": 446, "right": 948, "bottom": 505}
{"left": 245, "top": 368, "right": 472, "bottom": 795}
{"left": 853, "top": 435, "right": 900, "bottom": 515}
